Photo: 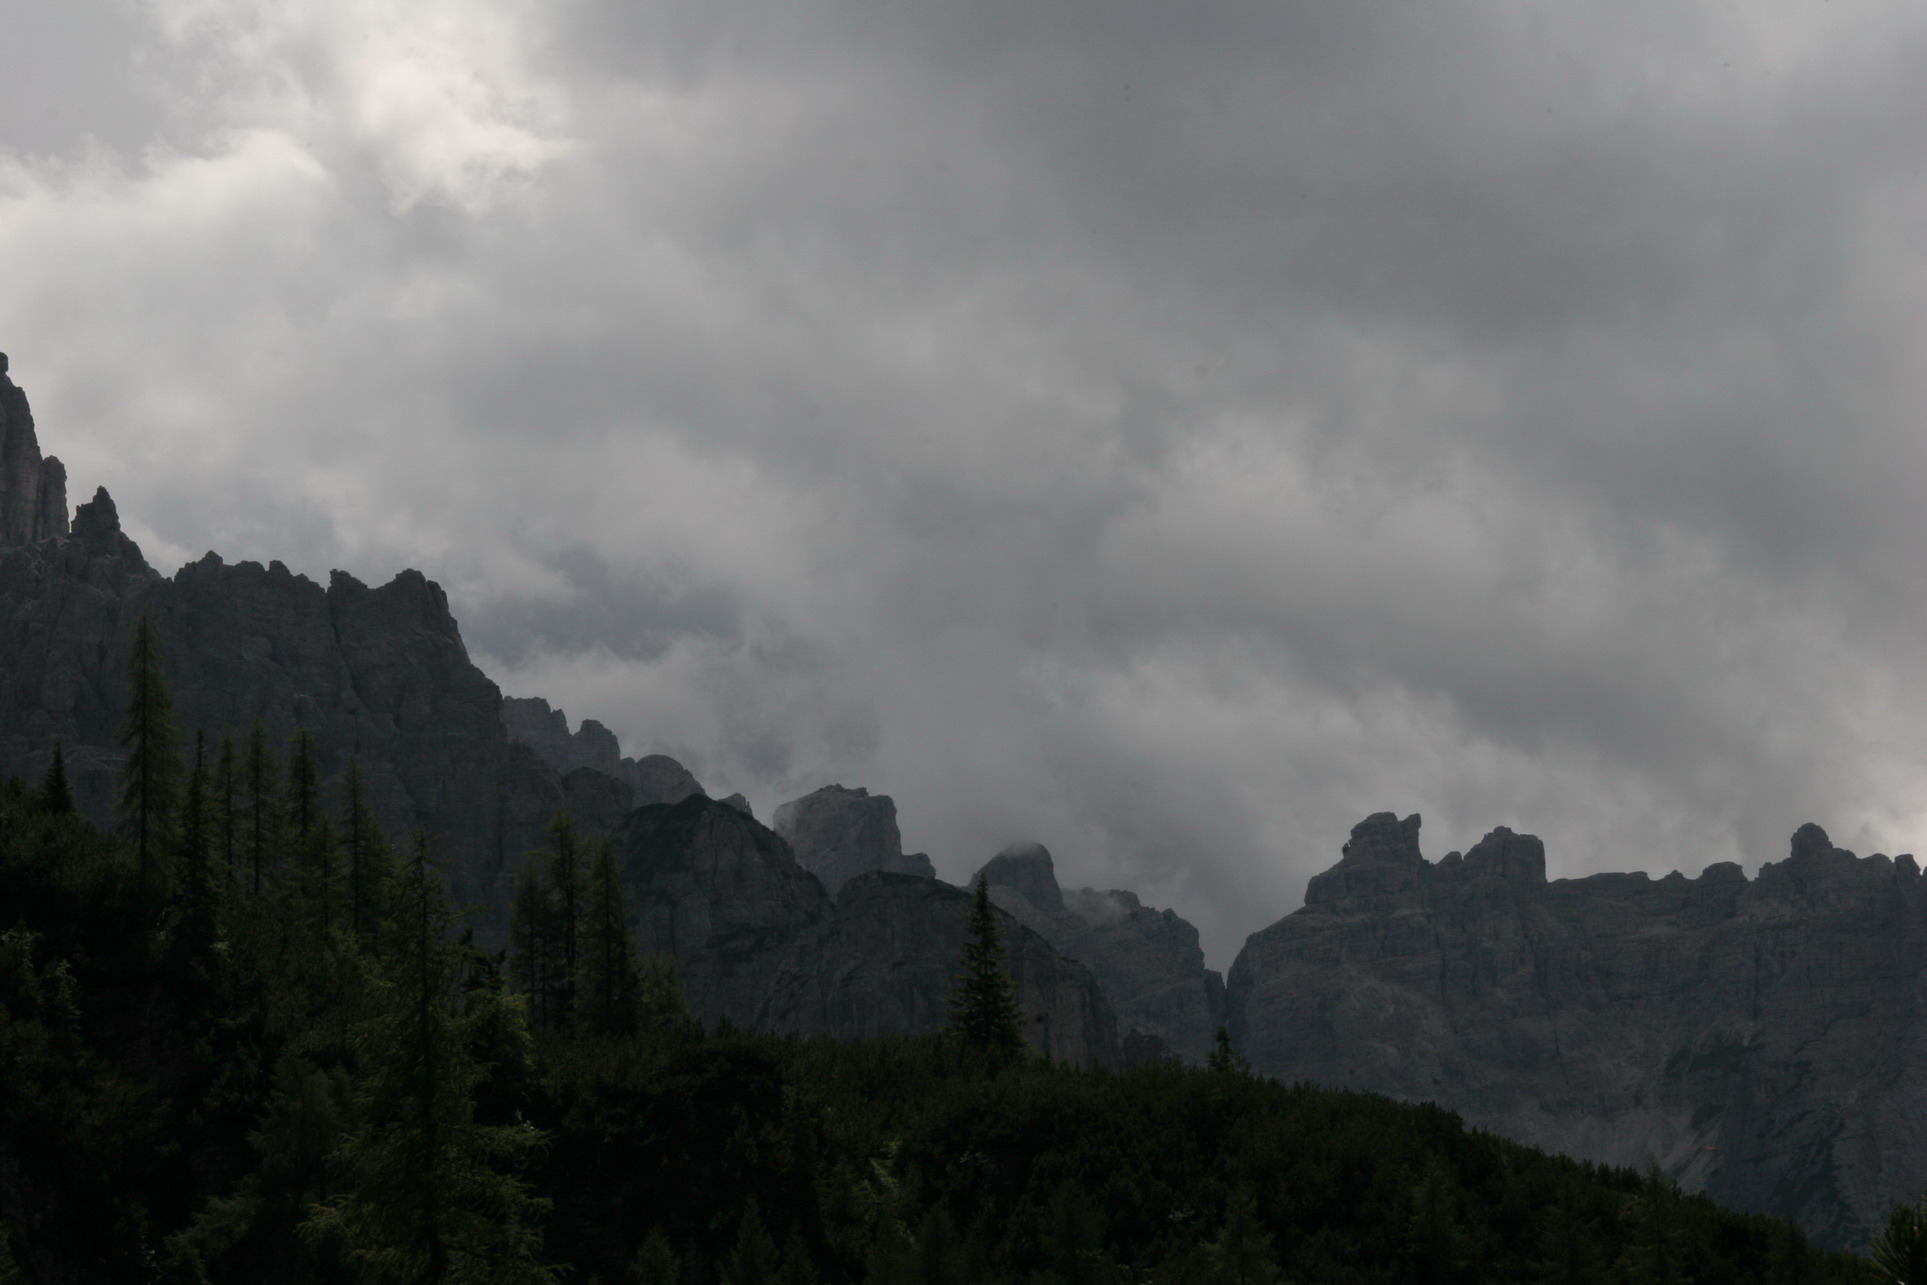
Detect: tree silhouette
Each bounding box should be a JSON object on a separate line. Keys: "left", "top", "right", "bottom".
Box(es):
{"left": 302, "top": 831, "right": 554, "bottom": 1281}
{"left": 1872, "top": 1193, "right": 1927, "bottom": 1285}
{"left": 37, "top": 742, "right": 74, "bottom": 815}
{"left": 580, "top": 840, "right": 641, "bottom": 1038}
{"left": 946, "top": 876, "right": 1025, "bottom": 1065}
{"left": 171, "top": 731, "right": 222, "bottom": 970}
{"left": 117, "top": 614, "right": 181, "bottom": 884}
{"left": 243, "top": 723, "right": 280, "bottom": 896}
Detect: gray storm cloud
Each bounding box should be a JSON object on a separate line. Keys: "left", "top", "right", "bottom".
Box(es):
{"left": 5, "top": 0, "right": 1927, "bottom": 963}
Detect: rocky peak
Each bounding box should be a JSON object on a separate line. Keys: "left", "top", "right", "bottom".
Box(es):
{"left": 1341, "top": 811, "right": 1425, "bottom": 864}
{"left": 0, "top": 356, "right": 69, "bottom": 547}
{"left": 70, "top": 486, "right": 137, "bottom": 558}
{"left": 1228, "top": 813, "right": 1927, "bottom": 1248}
{"left": 770, "top": 783, "right": 936, "bottom": 896}
{"left": 1462, "top": 826, "right": 1547, "bottom": 885}
{"left": 501, "top": 694, "right": 703, "bottom": 806}
{"left": 1305, "top": 812, "right": 1430, "bottom": 905}
{"left": 979, "top": 841, "right": 1066, "bottom": 913}
{"left": 1790, "top": 821, "right": 1836, "bottom": 860}
{"left": 972, "top": 842, "right": 1225, "bottom": 1064}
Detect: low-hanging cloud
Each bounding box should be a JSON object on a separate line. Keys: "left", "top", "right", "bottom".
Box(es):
{"left": 7, "top": 0, "right": 1927, "bottom": 963}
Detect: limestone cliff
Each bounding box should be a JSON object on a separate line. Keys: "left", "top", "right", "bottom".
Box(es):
{"left": 1227, "top": 812, "right": 1927, "bottom": 1248}
{"left": 770, "top": 784, "right": 936, "bottom": 896}
{"left": 617, "top": 796, "right": 1119, "bottom": 1065}
{"left": 977, "top": 841, "right": 1225, "bottom": 1064}
{"left": 502, "top": 695, "right": 703, "bottom": 807}
{"left": 0, "top": 483, "right": 557, "bottom": 921}
{"left": 0, "top": 354, "right": 67, "bottom": 548}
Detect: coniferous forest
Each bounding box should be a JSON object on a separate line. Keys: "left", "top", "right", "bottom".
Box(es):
{"left": 0, "top": 628, "right": 1894, "bottom": 1283}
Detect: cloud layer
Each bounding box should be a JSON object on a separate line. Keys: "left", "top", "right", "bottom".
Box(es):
{"left": 9, "top": 0, "right": 1927, "bottom": 962}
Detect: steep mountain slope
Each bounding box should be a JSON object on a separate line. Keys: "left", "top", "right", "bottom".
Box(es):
{"left": 1227, "top": 811, "right": 1927, "bottom": 1247}
{"left": 770, "top": 784, "right": 936, "bottom": 895}
{"left": 977, "top": 841, "right": 1225, "bottom": 1064}
{"left": 618, "top": 795, "right": 1119, "bottom": 1065}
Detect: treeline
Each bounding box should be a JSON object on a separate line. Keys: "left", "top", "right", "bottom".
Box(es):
{"left": 0, "top": 623, "right": 1896, "bottom": 1282}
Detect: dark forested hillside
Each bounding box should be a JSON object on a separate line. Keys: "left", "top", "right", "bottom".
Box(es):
{"left": 0, "top": 753, "right": 1886, "bottom": 1283}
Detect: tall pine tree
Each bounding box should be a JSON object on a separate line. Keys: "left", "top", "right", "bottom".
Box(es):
{"left": 118, "top": 614, "right": 181, "bottom": 884}
{"left": 303, "top": 831, "right": 555, "bottom": 1281}
{"left": 287, "top": 729, "right": 319, "bottom": 845}
{"left": 341, "top": 759, "right": 384, "bottom": 942}
{"left": 546, "top": 814, "right": 582, "bottom": 1030}
{"left": 37, "top": 742, "right": 75, "bottom": 815}
{"left": 171, "top": 731, "right": 222, "bottom": 971}
{"left": 579, "top": 840, "right": 641, "bottom": 1039}
{"left": 508, "top": 856, "right": 555, "bottom": 1030}
{"left": 244, "top": 723, "right": 281, "bottom": 896}
{"left": 946, "top": 876, "right": 1026, "bottom": 1065}
{"left": 216, "top": 732, "right": 238, "bottom": 884}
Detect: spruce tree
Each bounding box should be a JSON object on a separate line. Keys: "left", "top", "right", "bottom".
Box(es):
{"left": 546, "top": 814, "right": 582, "bottom": 1029}
{"left": 1617, "top": 1167, "right": 1685, "bottom": 1285}
{"left": 216, "top": 732, "right": 238, "bottom": 883}
{"left": 287, "top": 728, "right": 319, "bottom": 844}
{"left": 1873, "top": 1195, "right": 1927, "bottom": 1285}
{"left": 580, "top": 840, "right": 641, "bottom": 1038}
{"left": 37, "top": 742, "right": 75, "bottom": 815}
{"left": 303, "top": 831, "right": 555, "bottom": 1281}
{"left": 508, "top": 856, "right": 555, "bottom": 1030}
{"left": 245, "top": 723, "right": 280, "bottom": 896}
{"left": 118, "top": 614, "right": 181, "bottom": 883}
{"left": 632, "top": 1231, "right": 679, "bottom": 1285}
{"left": 1207, "top": 1025, "right": 1250, "bottom": 1075}
{"left": 341, "top": 759, "right": 380, "bottom": 941}
{"left": 302, "top": 815, "right": 340, "bottom": 936}
{"left": 172, "top": 731, "right": 222, "bottom": 968}
{"left": 1207, "top": 1192, "right": 1281, "bottom": 1285}
{"left": 946, "top": 876, "right": 1026, "bottom": 1064}
{"left": 722, "top": 1203, "right": 780, "bottom": 1285}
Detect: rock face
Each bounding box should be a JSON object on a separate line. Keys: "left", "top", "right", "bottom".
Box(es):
{"left": 1227, "top": 811, "right": 1927, "bottom": 1248}
{"left": 616, "top": 796, "right": 1119, "bottom": 1065}
{"left": 502, "top": 695, "right": 703, "bottom": 807}
{"left": 977, "top": 842, "right": 1225, "bottom": 1064}
{"left": 0, "top": 466, "right": 558, "bottom": 922}
{"left": 770, "top": 784, "right": 937, "bottom": 896}
{"left": 0, "top": 354, "right": 67, "bottom": 548}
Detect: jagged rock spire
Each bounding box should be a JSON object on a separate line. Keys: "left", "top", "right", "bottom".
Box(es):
{"left": 0, "top": 354, "right": 69, "bottom": 547}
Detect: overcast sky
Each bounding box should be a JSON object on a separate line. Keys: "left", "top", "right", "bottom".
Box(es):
{"left": 8, "top": 0, "right": 1927, "bottom": 964}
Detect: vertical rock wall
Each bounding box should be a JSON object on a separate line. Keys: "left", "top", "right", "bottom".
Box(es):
{"left": 0, "top": 355, "right": 68, "bottom": 548}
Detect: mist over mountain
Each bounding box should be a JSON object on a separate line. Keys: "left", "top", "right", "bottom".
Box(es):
{"left": 8, "top": 357, "right": 1927, "bottom": 1248}
{"left": 15, "top": 0, "right": 1927, "bottom": 980}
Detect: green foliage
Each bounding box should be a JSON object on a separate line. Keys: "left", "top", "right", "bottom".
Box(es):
{"left": 1207, "top": 1025, "right": 1250, "bottom": 1076}
{"left": 170, "top": 730, "right": 224, "bottom": 972}
{"left": 302, "top": 832, "right": 555, "bottom": 1282}
{"left": 341, "top": 758, "right": 381, "bottom": 941}
{"left": 244, "top": 722, "right": 281, "bottom": 897}
{"left": 216, "top": 731, "right": 239, "bottom": 882}
{"left": 1872, "top": 1193, "right": 1927, "bottom": 1284}
{"left": 1206, "top": 1190, "right": 1281, "bottom": 1285}
{"left": 287, "top": 727, "right": 320, "bottom": 842}
{"left": 1620, "top": 1164, "right": 1690, "bottom": 1285}
{"left": 631, "top": 1229, "right": 679, "bottom": 1285}
{"left": 118, "top": 613, "right": 181, "bottom": 882}
{"left": 947, "top": 876, "right": 1026, "bottom": 1066}
{"left": 510, "top": 852, "right": 557, "bottom": 1028}
{"left": 547, "top": 815, "right": 583, "bottom": 1030}
{"left": 37, "top": 742, "right": 74, "bottom": 815}
{"left": 0, "top": 766, "right": 1888, "bottom": 1285}
{"left": 580, "top": 839, "right": 644, "bottom": 1038}
{"left": 723, "top": 1202, "right": 782, "bottom": 1285}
